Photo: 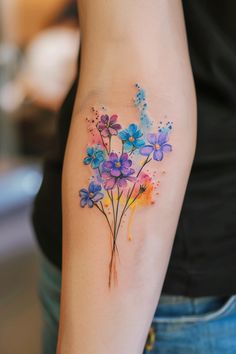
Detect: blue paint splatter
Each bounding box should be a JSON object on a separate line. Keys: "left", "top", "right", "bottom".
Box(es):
{"left": 134, "top": 83, "right": 153, "bottom": 136}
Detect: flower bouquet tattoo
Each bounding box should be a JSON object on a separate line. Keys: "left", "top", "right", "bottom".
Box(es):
{"left": 79, "top": 84, "right": 173, "bottom": 287}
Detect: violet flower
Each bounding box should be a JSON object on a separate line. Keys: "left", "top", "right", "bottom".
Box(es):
{"left": 139, "top": 132, "right": 172, "bottom": 161}
{"left": 101, "top": 153, "right": 136, "bottom": 189}
{"left": 79, "top": 182, "right": 104, "bottom": 208}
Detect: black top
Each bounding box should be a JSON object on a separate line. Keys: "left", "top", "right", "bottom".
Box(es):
{"left": 32, "top": 1, "right": 236, "bottom": 296}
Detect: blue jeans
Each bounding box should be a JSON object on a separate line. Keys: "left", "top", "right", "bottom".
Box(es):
{"left": 38, "top": 257, "right": 236, "bottom": 354}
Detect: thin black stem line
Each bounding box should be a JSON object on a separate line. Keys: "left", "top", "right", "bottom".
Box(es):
{"left": 136, "top": 155, "right": 152, "bottom": 178}
{"left": 121, "top": 142, "right": 124, "bottom": 154}
{"left": 108, "top": 186, "right": 124, "bottom": 287}
{"left": 125, "top": 191, "right": 142, "bottom": 212}
{"left": 114, "top": 188, "right": 131, "bottom": 242}
{"left": 98, "top": 129, "right": 109, "bottom": 154}
{"left": 128, "top": 147, "right": 136, "bottom": 156}
{"left": 99, "top": 202, "right": 113, "bottom": 234}
{"left": 108, "top": 135, "right": 112, "bottom": 154}
{"left": 99, "top": 201, "right": 119, "bottom": 256}
{"left": 115, "top": 156, "right": 152, "bottom": 238}
{"left": 97, "top": 167, "right": 102, "bottom": 178}
{"left": 110, "top": 190, "right": 116, "bottom": 227}
{"left": 94, "top": 203, "right": 112, "bottom": 235}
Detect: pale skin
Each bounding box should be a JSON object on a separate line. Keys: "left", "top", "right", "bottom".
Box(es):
{"left": 57, "top": 1, "right": 196, "bottom": 353}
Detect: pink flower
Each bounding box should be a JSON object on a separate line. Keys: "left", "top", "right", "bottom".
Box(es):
{"left": 97, "top": 114, "right": 122, "bottom": 137}
{"left": 101, "top": 153, "right": 136, "bottom": 190}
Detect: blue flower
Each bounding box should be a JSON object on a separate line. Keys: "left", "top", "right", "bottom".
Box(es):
{"left": 83, "top": 146, "right": 104, "bottom": 169}
{"left": 139, "top": 132, "right": 172, "bottom": 161}
{"left": 118, "top": 124, "right": 145, "bottom": 151}
{"left": 79, "top": 182, "right": 104, "bottom": 208}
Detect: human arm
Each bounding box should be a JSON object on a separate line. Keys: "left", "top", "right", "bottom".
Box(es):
{"left": 57, "top": 1, "right": 196, "bottom": 353}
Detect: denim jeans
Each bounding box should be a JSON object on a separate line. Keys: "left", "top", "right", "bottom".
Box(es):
{"left": 38, "top": 257, "right": 236, "bottom": 354}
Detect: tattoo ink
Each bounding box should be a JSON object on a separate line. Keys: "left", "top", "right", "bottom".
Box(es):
{"left": 79, "top": 84, "right": 173, "bottom": 287}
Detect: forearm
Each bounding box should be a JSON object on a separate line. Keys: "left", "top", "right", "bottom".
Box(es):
{"left": 57, "top": 1, "right": 196, "bottom": 353}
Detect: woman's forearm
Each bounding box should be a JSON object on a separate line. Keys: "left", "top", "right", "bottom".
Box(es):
{"left": 57, "top": 1, "right": 196, "bottom": 353}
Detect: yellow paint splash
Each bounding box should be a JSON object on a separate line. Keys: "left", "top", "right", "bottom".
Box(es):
{"left": 127, "top": 204, "right": 136, "bottom": 241}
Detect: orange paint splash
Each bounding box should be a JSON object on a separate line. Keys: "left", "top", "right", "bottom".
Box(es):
{"left": 127, "top": 205, "right": 136, "bottom": 241}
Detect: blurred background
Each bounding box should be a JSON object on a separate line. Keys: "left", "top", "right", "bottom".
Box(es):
{"left": 0, "top": 1, "right": 79, "bottom": 352}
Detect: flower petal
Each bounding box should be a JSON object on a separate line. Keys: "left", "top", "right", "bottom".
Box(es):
{"left": 158, "top": 132, "right": 168, "bottom": 145}
{"left": 133, "top": 129, "right": 143, "bottom": 138}
{"left": 101, "top": 171, "right": 110, "bottom": 179}
{"left": 121, "top": 167, "right": 130, "bottom": 175}
{"left": 124, "top": 141, "right": 133, "bottom": 151}
{"left": 101, "top": 127, "right": 110, "bottom": 137}
{"left": 101, "top": 114, "right": 109, "bottom": 124}
{"left": 128, "top": 123, "right": 138, "bottom": 135}
{"left": 79, "top": 189, "right": 89, "bottom": 197}
{"left": 153, "top": 149, "right": 163, "bottom": 161}
{"left": 120, "top": 153, "right": 129, "bottom": 162}
{"left": 128, "top": 168, "right": 135, "bottom": 175}
{"left": 117, "top": 178, "right": 127, "bottom": 188}
{"left": 92, "top": 192, "right": 104, "bottom": 202}
{"left": 87, "top": 147, "right": 94, "bottom": 156}
{"left": 109, "top": 153, "right": 118, "bottom": 162}
{"left": 89, "top": 181, "right": 101, "bottom": 193}
{"left": 134, "top": 139, "right": 145, "bottom": 148}
{"left": 162, "top": 143, "right": 172, "bottom": 152}
{"left": 83, "top": 157, "right": 92, "bottom": 165}
{"left": 102, "top": 161, "right": 113, "bottom": 171}
{"left": 96, "top": 150, "right": 104, "bottom": 158}
{"left": 111, "top": 123, "right": 122, "bottom": 131}
{"left": 111, "top": 168, "right": 121, "bottom": 177}
{"left": 88, "top": 182, "right": 96, "bottom": 193}
{"left": 126, "top": 176, "right": 136, "bottom": 183}
{"left": 80, "top": 198, "right": 88, "bottom": 207}
{"left": 109, "top": 114, "right": 118, "bottom": 124}
{"left": 118, "top": 130, "right": 130, "bottom": 141}
{"left": 91, "top": 158, "right": 101, "bottom": 169}
{"left": 87, "top": 199, "right": 94, "bottom": 208}
{"left": 104, "top": 177, "right": 116, "bottom": 190}
{"left": 97, "top": 122, "right": 106, "bottom": 131}
{"left": 108, "top": 127, "right": 118, "bottom": 136}
{"left": 147, "top": 133, "right": 158, "bottom": 145}
{"left": 139, "top": 145, "right": 154, "bottom": 156}
{"left": 122, "top": 159, "right": 132, "bottom": 168}
{"left": 92, "top": 183, "right": 102, "bottom": 193}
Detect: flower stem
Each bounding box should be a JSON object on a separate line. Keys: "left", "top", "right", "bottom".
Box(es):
{"left": 94, "top": 202, "right": 119, "bottom": 255}
{"left": 121, "top": 142, "right": 124, "bottom": 154}
{"left": 108, "top": 186, "right": 124, "bottom": 287}
{"left": 98, "top": 130, "right": 109, "bottom": 154}
{"left": 97, "top": 167, "right": 102, "bottom": 178}
{"left": 108, "top": 135, "right": 112, "bottom": 154}
{"left": 114, "top": 156, "right": 152, "bottom": 239}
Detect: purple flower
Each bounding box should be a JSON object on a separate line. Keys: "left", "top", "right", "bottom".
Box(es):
{"left": 97, "top": 114, "right": 122, "bottom": 137}
{"left": 79, "top": 182, "right": 104, "bottom": 208}
{"left": 101, "top": 153, "right": 136, "bottom": 190}
{"left": 139, "top": 132, "right": 172, "bottom": 161}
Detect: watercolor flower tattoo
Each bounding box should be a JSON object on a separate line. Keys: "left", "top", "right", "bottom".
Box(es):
{"left": 83, "top": 147, "right": 105, "bottom": 168}
{"left": 102, "top": 153, "right": 136, "bottom": 190}
{"left": 119, "top": 123, "right": 145, "bottom": 152}
{"left": 79, "top": 84, "right": 173, "bottom": 287}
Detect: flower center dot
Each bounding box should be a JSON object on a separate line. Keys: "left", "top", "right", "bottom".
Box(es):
{"left": 89, "top": 192, "right": 94, "bottom": 198}
{"left": 155, "top": 144, "right": 161, "bottom": 150}
{"left": 115, "top": 162, "right": 121, "bottom": 168}
{"left": 129, "top": 136, "right": 135, "bottom": 142}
